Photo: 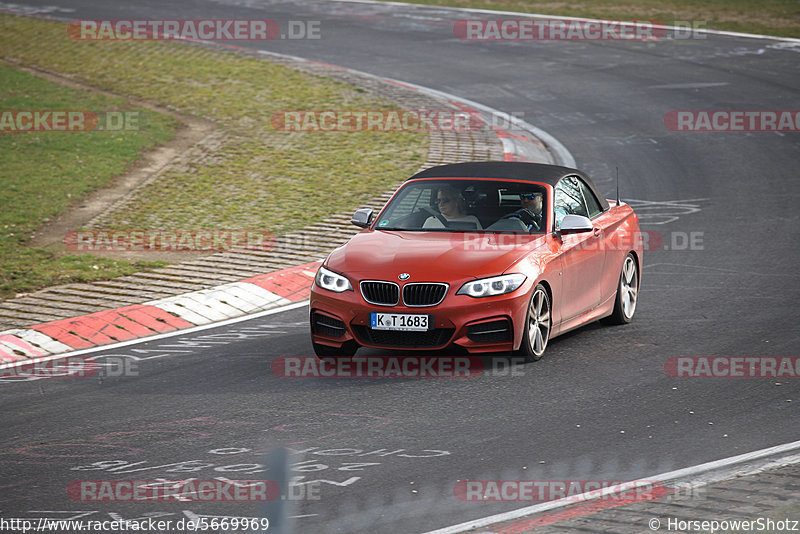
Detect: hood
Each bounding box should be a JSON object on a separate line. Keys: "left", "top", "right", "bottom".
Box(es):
{"left": 325, "top": 230, "right": 549, "bottom": 280}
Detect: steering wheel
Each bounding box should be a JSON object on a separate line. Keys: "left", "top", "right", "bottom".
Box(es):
{"left": 504, "top": 209, "right": 539, "bottom": 231}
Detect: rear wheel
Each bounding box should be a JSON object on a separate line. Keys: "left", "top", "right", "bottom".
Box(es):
{"left": 608, "top": 253, "right": 639, "bottom": 324}
{"left": 516, "top": 284, "right": 551, "bottom": 362}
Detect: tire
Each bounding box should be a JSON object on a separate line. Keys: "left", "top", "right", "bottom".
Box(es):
{"left": 516, "top": 284, "right": 551, "bottom": 362}
{"left": 608, "top": 253, "right": 639, "bottom": 324}
{"left": 312, "top": 341, "right": 358, "bottom": 359}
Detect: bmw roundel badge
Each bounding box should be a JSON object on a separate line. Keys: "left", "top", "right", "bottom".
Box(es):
{"left": 398, "top": 273, "right": 410, "bottom": 281}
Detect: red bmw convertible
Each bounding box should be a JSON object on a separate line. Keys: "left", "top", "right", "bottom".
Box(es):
{"left": 309, "top": 162, "right": 642, "bottom": 361}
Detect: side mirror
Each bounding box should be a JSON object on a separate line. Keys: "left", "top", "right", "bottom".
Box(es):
{"left": 350, "top": 208, "right": 374, "bottom": 228}
{"left": 559, "top": 214, "right": 593, "bottom": 234}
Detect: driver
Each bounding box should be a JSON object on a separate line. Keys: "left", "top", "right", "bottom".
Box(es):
{"left": 423, "top": 185, "right": 482, "bottom": 229}
{"left": 505, "top": 192, "right": 543, "bottom": 231}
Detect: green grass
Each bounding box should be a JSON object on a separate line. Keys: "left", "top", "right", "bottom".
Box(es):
{"left": 385, "top": 0, "right": 800, "bottom": 38}
{"left": 0, "top": 13, "right": 428, "bottom": 299}
{"left": 0, "top": 65, "right": 174, "bottom": 298}
{"left": 0, "top": 14, "right": 427, "bottom": 234}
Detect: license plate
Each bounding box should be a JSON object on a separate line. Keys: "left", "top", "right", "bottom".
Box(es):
{"left": 370, "top": 312, "right": 429, "bottom": 331}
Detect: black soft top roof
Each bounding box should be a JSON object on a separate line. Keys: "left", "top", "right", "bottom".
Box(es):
{"left": 408, "top": 161, "right": 610, "bottom": 211}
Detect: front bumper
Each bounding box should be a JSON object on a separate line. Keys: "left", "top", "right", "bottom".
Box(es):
{"left": 310, "top": 280, "right": 532, "bottom": 354}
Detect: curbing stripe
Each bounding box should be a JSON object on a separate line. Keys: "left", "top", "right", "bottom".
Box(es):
{"left": 148, "top": 298, "right": 220, "bottom": 325}
{"left": 177, "top": 293, "right": 245, "bottom": 320}
{"left": 0, "top": 261, "right": 321, "bottom": 358}
{"left": 491, "top": 485, "right": 678, "bottom": 533}
{"left": 0, "top": 334, "right": 47, "bottom": 358}
{"left": 218, "top": 282, "right": 291, "bottom": 311}
{"left": 0, "top": 329, "right": 72, "bottom": 355}
{"left": 27, "top": 305, "right": 196, "bottom": 352}
{"left": 7, "top": 267, "right": 313, "bottom": 355}
{"left": 92, "top": 318, "right": 141, "bottom": 343}
{"left": 0, "top": 300, "right": 310, "bottom": 373}
{"left": 92, "top": 309, "right": 159, "bottom": 338}
{"left": 143, "top": 282, "right": 296, "bottom": 325}
{"left": 242, "top": 261, "right": 322, "bottom": 301}
{"left": 0, "top": 345, "right": 22, "bottom": 362}
{"left": 194, "top": 286, "right": 262, "bottom": 315}
{"left": 118, "top": 304, "right": 194, "bottom": 331}
{"left": 196, "top": 284, "right": 289, "bottom": 314}
{"left": 31, "top": 323, "right": 96, "bottom": 350}
{"left": 44, "top": 314, "right": 119, "bottom": 345}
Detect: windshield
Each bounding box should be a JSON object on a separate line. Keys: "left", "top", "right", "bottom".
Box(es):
{"left": 374, "top": 179, "right": 547, "bottom": 233}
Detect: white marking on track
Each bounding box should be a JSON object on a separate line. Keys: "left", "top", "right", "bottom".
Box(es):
{"left": 421, "top": 440, "right": 800, "bottom": 534}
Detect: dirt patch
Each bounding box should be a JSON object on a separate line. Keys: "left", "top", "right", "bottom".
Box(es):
{"left": 13, "top": 62, "right": 218, "bottom": 262}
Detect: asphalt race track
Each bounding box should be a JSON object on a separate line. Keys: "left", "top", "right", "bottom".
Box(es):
{"left": 2, "top": 1, "right": 799, "bottom": 532}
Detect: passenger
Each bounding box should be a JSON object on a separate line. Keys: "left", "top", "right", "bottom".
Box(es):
{"left": 423, "top": 185, "right": 482, "bottom": 229}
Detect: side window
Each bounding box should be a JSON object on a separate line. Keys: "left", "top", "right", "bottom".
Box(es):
{"left": 553, "top": 176, "right": 588, "bottom": 227}
{"left": 578, "top": 179, "right": 603, "bottom": 218}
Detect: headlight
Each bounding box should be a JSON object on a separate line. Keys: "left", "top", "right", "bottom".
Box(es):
{"left": 315, "top": 266, "right": 353, "bottom": 292}
{"left": 457, "top": 273, "right": 526, "bottom": 298}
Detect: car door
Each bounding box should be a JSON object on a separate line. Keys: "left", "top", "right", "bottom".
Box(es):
{"left": 553, "top": 175, "right": 606, "bottom": 322}
{"left": 577, "top": 177, "right": 619, "bottom": 305}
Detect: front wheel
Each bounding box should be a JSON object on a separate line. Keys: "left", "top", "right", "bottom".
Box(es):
{"left": 608, "top": 253, "right": 639, "bottom": 324}
{"left": 516, "top": 284, "right": 551, "bottom": 362}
